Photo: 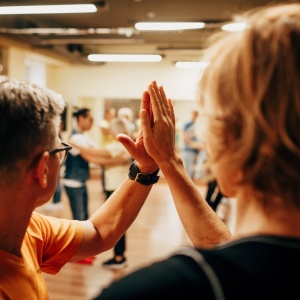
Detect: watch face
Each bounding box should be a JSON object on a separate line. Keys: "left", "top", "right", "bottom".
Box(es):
{"left": 136, "top": 173, "right": 151, "bottom": 185}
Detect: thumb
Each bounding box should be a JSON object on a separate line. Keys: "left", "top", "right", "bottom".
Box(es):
{"left": 116, "top": 134, "right": 137, "bottom": 157}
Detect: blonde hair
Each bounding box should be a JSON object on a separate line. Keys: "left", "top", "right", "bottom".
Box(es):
{"left": 199, "top": 3, "right": 300, "bottom": 206}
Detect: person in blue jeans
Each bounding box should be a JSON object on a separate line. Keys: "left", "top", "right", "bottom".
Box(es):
{"left": 63, "top": 108, "right": 96, "bottom": 263}
{"left": 182, "top": 110, "right": 203, "bottom": 181}
{"left": 63, "top": 108, "right": 95, "bottom": 221}
{"left": 64, "top": 108, "right": 129, "bottom": 264}
{"left": 69, "top": 117, "right": 134, "bottom": 269}
{"left": 53, "top": 176, "right": 62, "bottom": 204}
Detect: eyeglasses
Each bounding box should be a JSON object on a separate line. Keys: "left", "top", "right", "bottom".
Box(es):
{"left": 49, "top": 142, "right": 72, "bottom": 166}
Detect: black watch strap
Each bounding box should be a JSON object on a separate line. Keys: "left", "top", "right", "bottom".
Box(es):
{"left": 128, "top": 161, "right": 160, "bottom": 186}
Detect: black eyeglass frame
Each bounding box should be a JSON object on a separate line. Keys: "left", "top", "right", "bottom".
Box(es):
{"left": 49, "top": 142, "right": 72, "bottom": 166}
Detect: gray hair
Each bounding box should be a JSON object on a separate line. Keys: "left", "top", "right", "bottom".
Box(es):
{"left": 110, "top": 117, "right": 131, "bottom": 137}
{"left": 0, "top": 76, "right": 65, "bottom": 183}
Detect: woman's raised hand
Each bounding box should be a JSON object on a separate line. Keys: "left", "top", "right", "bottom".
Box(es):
{"left": 141, "top": 81, "right": 176, "bottom": 166}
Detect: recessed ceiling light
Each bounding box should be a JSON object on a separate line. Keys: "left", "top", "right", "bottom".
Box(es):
{"left": 88, "top": 54, "right": 162, "bottom": 62}
{"left": 135, "top": 22, "right": 205, "bottom": 31}
{"left": 0, "top": 4, "right": 97, "bottom": 15}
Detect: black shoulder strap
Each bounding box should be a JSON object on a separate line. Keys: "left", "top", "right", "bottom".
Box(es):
{"left": 175, "top": 247, "right": 225, "bottom": 300}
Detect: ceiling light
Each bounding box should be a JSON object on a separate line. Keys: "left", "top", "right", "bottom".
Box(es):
{"left": 40, "top": 38, "right": 144, "bottom": 45}
{"left": 135, "top": 22, "right": 205, "bottom": 31}
{"left": 0, "top": 27, "right": 135, "bottom": 37}
{"left": 87, "top": 54, "right": 162, "bottom": 62}
{"left": 0, "top": 4, "right": 97, "bottom": 15}
{"left": 221, "top": 22, "right": 247, "bottom": 32}
{"left": 175, "top": 61, "right": 209, "bottom": 70}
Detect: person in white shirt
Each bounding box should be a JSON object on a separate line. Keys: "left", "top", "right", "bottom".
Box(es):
{"left": 69, "top": 117, "right": 133, "bottom": 268}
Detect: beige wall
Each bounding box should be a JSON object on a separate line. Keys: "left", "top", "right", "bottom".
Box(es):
{"left": 2, "top": 42, "right": 202, "bottom": 148}
{"left": 7, "top": 47, "right": 27, "bottom": 79}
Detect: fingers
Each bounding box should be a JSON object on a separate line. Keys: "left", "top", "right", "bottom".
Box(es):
{"left": 141, "top": 90, "right": 151, "bottom": 115}
{"left": 159, "top": 85, "right": 169, "bottom": 117}
{"left": 148, "top": 82, "right": 162, "bottom": 122}
{"left": 116, "top": 134, "right": 137, "bottom": 158}
{"left": 148, "top": 81, "right": 171, "bottom": 123}
{"left": 140, "top": 90, "right": 154, "bottom": 127}
{"left": 140, "top": 109, "right": 152, "bottom": 140}
{"left": 152, "top": 81, "right": 168, "bottom": 117}
{"left": 140, "top": 90, "right": 153, "bottom": 136}
{"left": 168, "top": 98, "right": 176, "bottom": 124}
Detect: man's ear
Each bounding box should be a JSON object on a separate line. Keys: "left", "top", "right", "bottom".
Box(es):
{"left": 35, "top": 152, "right": 50, "bottom": 188}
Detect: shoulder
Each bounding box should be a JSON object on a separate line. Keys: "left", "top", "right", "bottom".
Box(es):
{"left": 26, "top": 212, "right": 83, "bottom": 274}
{"left": 28, "top": 212, "right": 83, "bottom": 243}
{"left": 98, "top": 248, "right": 215, "bottom": 299}
{"left": 183, "top": 121, "right": 192, "bottom": 130}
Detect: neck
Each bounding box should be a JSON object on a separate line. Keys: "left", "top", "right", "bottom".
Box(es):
{"left": 234, "top": 195, "right": 300, "bottom": 239}
{"left": 0, "top": 187, "right": 36, "bottom": 257}
{"left": 76, "top": 124, "right": 85, "bottom": 133}
{"left": 0, "top": 213, "right": 29, "bottom": 257}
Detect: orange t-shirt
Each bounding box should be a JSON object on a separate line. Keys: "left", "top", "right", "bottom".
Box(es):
{"left": 0, "top": 212, "right": 83, "bottom": 300}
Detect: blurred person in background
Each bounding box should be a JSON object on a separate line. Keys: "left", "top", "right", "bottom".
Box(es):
{"left": 69, "top": 117, "right": 133, "bottom": 269}
{"left": 98, "top": 107, "right": 117, "bottom": 193}
{"left": 117, "top": 107, "right": 137, "bottom": 140}
{"left": 63, "top": 108, "right": 95, "bottom": 223}
{"left": 182, "top": 109, "right": 203, "bottom": 181}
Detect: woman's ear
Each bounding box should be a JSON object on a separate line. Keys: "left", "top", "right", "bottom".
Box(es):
{"left": 35, "top": 152, "right": 50, "bottom": 188}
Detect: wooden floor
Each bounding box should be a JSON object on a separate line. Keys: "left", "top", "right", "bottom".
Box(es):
{"left": 36, "top": 169, "right": 235, "bottom": 300}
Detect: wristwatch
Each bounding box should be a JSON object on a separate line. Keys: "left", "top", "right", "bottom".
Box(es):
{"left": 128, "top": 161, "right": 160, "bottom": 186}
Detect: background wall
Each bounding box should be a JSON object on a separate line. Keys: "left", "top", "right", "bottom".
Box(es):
{"left": 2, "top": 42, "right": 204, "bottom": 148}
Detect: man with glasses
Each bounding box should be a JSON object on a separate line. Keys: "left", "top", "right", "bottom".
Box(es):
{"left": 0, "top": 76, "right": 161, "bottom": 299}
{"left": 50, "top": 142, "right": 73, "bottom": 165}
